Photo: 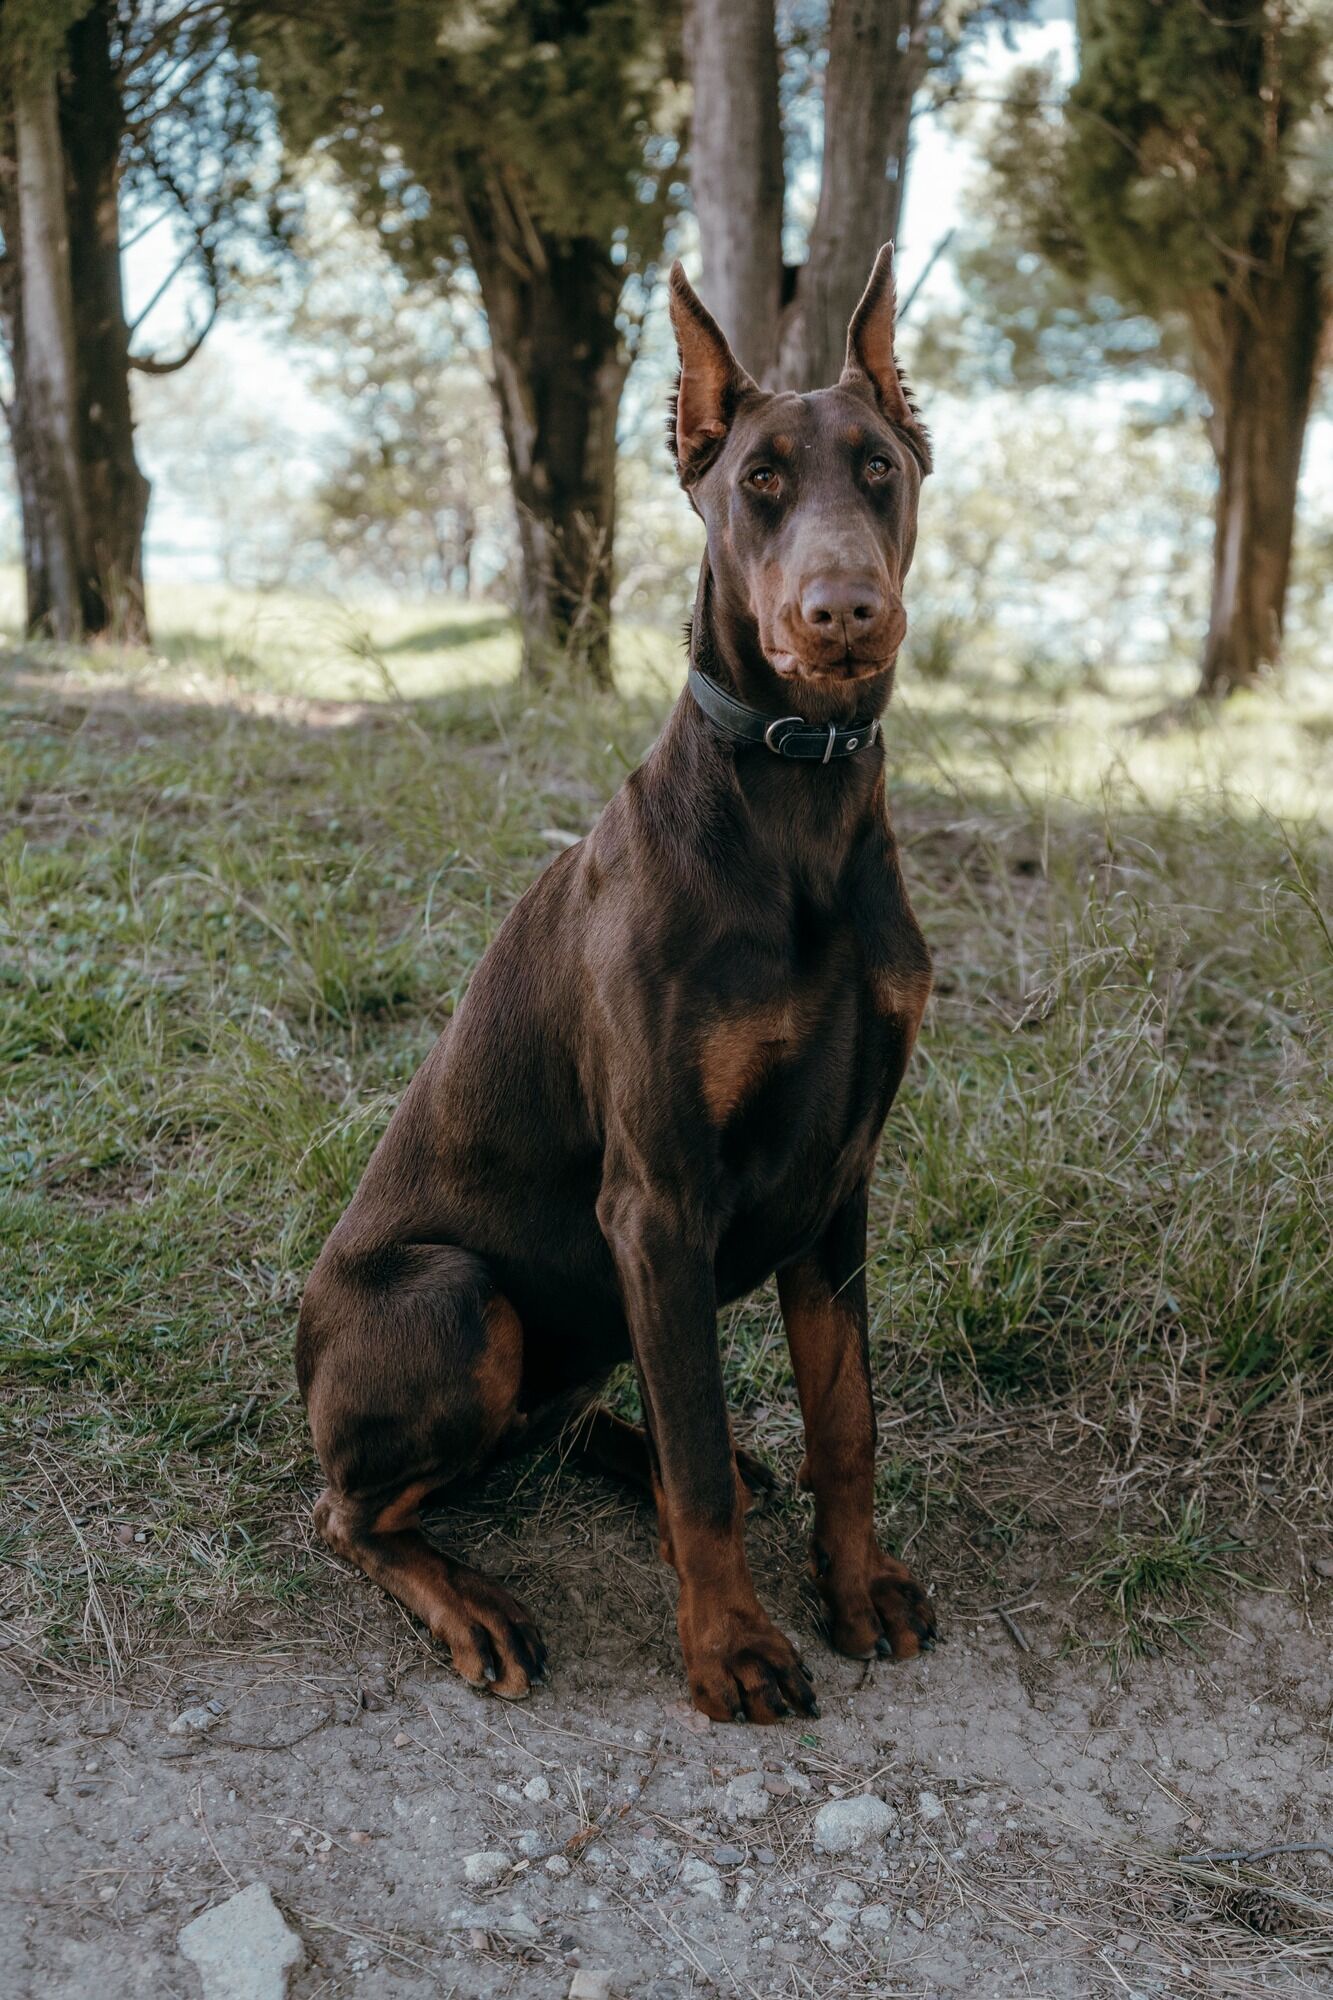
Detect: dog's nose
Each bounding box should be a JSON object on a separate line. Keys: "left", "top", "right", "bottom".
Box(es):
{"left": 798, "top": 576, "right": 885, "bottom": 640}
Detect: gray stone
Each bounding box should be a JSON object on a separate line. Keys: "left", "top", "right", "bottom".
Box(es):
{"left": 178, "top": 1883, "right": 303, "bottom": 2000}
{"left": 724, "top": 1771, "right": 769, "bottom": 1822}
{"left": 711, "top": 1844, "right": 745, "bottom": 1866}
{"left": 523, "top": 1774, "right": 552, "bottom": 1803}
{"left": 462, "top": 1851, "right": 510, "bottom": 1889}
{"left": 545, "top": 1854, "right": 572, "bottom": 1878}
{"left": 859, "top": 1904, "right": 892, "bottom": 1932}
{"left": 812, "top": 1794, "right": 896, "bottom": 1855}
{"left": 916, "top": 1789, "right": 945, "bottom": 1821}
{"left": 494, "top": 1908, "right": 539, "bottom": 1942}
{"left": 568, "top": 1973, "right": 613, "bottom": 2000}
{"left": 169, "top": 1704, "right": 222, "bottom": 1737}
{"left": 516, "top": 1829, "right": 549, "bottom": 1860}
{"left": 819, "top": 1921, "right": 851, "bottom": 1950}
{"left": 680, "top": 1855, "right": 724, "bottom": 1903}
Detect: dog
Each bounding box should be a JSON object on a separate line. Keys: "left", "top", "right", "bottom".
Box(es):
{"left": 297, "top": 244, "right": 936, "bottom": 1724}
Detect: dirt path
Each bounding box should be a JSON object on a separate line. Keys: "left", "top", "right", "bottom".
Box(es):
{"left": 5, "top": 1568, "right": 1330, "bottom": 1999}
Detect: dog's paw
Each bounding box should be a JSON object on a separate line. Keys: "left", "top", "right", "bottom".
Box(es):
{"left": 435, "top": 1575, "right": 548, "bottom": 1701}
{"left": 684, "top": 1612, "right": 819, "bottom": 1725}
{"left": 823, "top": 1551, "right": 936, "bottom": 1662}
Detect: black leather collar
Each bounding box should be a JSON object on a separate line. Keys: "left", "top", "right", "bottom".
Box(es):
{"left": 687, "top": 666, "right": 881, "bottom": 763}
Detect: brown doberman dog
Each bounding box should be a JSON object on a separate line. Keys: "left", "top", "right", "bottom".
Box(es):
{"left": 297, "top": 245, "right": 936, "bottom": 1724}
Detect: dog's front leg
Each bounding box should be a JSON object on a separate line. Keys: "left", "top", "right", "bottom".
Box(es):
{"left": 598, "top": 1174, "right": 817, "bottom": 1724}
{"left": 778, "top": 1184, "right": 936, "bottom": 1661}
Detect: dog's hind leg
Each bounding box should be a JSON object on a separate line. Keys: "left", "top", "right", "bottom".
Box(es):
{"left": 299, "top": 1243, "right": 546, "bottom": 1699}
{"left": 570, "top": 1406, "right": 779, "bottom": 1505}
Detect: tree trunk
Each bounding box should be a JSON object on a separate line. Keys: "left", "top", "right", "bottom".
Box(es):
{"left": 464, "top": 183, "right": 626, "bottom": 688}
{"left": 0, "top": 111, "right": 53, "bottom": 629}
{"left": 684, "top": 0, "right": 784, "bottom": 381}
{"left": 774, "top": 0, "right": 924, "bottom": 389}
{"left": 1195, "top": 240, "right": 1325, "bottom": 696}
{"left": 11, "top": 53, "right": 95, "bottom": 641}
{"left": 61, "top": 0, "right": 151, "bottom": 643}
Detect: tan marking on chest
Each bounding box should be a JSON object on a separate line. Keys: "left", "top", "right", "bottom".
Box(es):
{"left": 699, "top": 999, "right": 809, "bottom": 1124}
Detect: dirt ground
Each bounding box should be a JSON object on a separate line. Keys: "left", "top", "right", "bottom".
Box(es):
{"left": 4, "top": 1485, "right": 1331, "bottom": 2000}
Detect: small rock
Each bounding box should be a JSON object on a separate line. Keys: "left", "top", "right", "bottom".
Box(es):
{"left": 905, "top": 1906, "right": 926, "bottom": 1931}
{"left": 859, "top": 1904, "right": 892, "bottom": 1932}
{"left": 546, "top": 1855, "right": 572, "bottom": 1878}
{"left": 916, "top": 1790, "right": 945, "bottom": 1821}
{"left": 568, "top": 1973, "right": 613, "bottom": 2000}
{"left": 643, "top": 1983, "right": 685, "bottom": 2000}
{"left": 724, "top": 1771, "right": 769, "bottom": 1822}
{"left": 812, "top": 1794, "right": 896, "bottom": 1855}
{"left": 680, "top": 1856, "right": 724, "bottom": 1903}
{"left": 462, "top": 1851, "right": 510, "bottom": 1889}
{"left": 1313, "top": 1555, "right": 1333, "bottom": 1580}
{"left": 523, "top": 1775, "right": 552, "bottom": 1802}
{"left": 392, "top": 1732, "right": 410, "bottom": 1748}
{"left": 169, "top": 1704, "right": 222, "bottom": 1737}
{"left": 178, "top": 1882, "right": 303, "bottom": 2000}
{"left": 495, "top": 1909, "right": 539, "bottom": 1942}
{"left": 516, "top": 1829, "right": 549, "bottom": 1859}
{"left": 827, "top": 1880, "right": 865, "bottom": 1908}
{"left": 819, "top": 1921, "right": 851, "bottom": 1950}
{"left": 711, "top": 1844, "right": 745, "bottom": 1867}
{"left": 755, "top": 1846, "right": 776, "bottom": 1867}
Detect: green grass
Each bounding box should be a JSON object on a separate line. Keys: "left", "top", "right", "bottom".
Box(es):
{"left": 2, "top": 577, "right": 1331, "bottom": 1679}
{"left": 1072, "top": 1500, "right": 1255, "bottom": 1663}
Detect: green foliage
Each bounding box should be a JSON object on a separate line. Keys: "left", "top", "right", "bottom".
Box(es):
{"left": 259, "top": 0, "right": 684, "bottom": 278}
{"left": 990, "top": 4, "right": 1333, "bottom": 318}
{"left": 0, "top": 0, "right": 89, "bottom": 81}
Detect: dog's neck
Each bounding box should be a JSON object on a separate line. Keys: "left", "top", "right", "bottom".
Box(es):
{"left": 667, "top": 557, "right": 892, "bottom": 903}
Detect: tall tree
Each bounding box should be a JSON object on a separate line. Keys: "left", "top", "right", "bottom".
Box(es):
{"left": 260, "top": 1, "right": 683, "bottom": 687}
{"left": 685, "top": 0, "right": 1025, "bottom": 390}
{"left": 986, "top": 5, "right": 1333, "bottom": 696}
{"left": 1, "top": 3, "right": 99, "bottom": 640}
{"left": 0, "top": 1, "right": 277, "bottom": 642}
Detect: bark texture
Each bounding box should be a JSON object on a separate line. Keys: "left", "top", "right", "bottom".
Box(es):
{"left": 685, "top": 0, "right": 924, "bottom": 390}
{"left": 464, "top": 182, "right": 626, "bottom": 688}
{"left": 775, "top": 0, "right": 923, "bottom": 389}
{"left": 684, "top": 0, "right": 784, "bottom": 382}
{"left": 61, "top": 0, "right": 150, "bottom": 642}
{"left": 11, "top": 54, "right": 93, "bottom": 640}
{"left": 1192, "top": 235, "right": 1326, "bottom": 696}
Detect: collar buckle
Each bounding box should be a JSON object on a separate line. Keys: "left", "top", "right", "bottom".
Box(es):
{"left": 763, "top": 715, "right": 805, "bottom": 756}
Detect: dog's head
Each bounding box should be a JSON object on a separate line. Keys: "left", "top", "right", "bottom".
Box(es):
{"left": 669, "top": 246, "right": 930, "bottom": 716}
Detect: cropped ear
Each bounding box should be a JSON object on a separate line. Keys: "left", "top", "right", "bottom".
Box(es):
{"left": 842, "top": 244, "right": 932, "bottom": 474}
{"left": 667, "top": 261, "right": 757, "bottom": 482}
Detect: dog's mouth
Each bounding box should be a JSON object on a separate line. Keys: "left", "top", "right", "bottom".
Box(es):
{"left": 765, "top": 649, "right": 893, "bottom": 685}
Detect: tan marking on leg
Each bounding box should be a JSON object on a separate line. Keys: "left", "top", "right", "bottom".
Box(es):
{"left": 868, "top": 964, "right": 932, "bottom": 1028}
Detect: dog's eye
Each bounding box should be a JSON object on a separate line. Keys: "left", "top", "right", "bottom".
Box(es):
{"left": 865, "top": 454, "right": 892, "bottom": 480}
{"left": 746, "top": 466, "right": 780, "bottom": 493}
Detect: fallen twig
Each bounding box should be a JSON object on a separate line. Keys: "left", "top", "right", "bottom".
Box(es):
{"left": 1179, "top": 1840, "right": 1333, "bottom": 1866}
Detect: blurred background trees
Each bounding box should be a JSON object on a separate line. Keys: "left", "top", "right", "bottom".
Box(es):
{"left": 974, "top": 0, "right": 1333, "bottom": 695}
{"left": 0, "top": 0, "right": 1329, "bottom": 696}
